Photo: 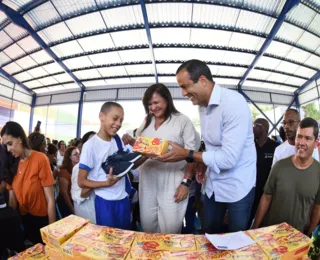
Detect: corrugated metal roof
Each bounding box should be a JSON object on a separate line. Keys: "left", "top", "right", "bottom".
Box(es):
{"left": 3, "top": 0, "right": 33, "bottom": 11}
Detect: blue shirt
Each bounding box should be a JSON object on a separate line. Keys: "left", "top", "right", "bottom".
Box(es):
{"left": 201, "top": 84, "right": 256, "bottom": 202}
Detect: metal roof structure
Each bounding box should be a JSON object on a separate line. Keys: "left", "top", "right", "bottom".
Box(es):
{"left": 0, "top": 0, "right": 319, "bottom": 109}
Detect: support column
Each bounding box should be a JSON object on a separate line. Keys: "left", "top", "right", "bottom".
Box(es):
{"left": 76, "top": 89, "right": 84, "bottom": 138}
{"left": 29, "top": 94, "right": 36, "bottom": 134}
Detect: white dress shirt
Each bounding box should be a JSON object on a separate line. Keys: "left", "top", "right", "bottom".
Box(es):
{"left": 201, "top": 84, "right": 256, "bottom": 203}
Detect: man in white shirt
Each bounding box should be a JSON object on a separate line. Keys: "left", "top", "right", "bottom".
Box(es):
{"left": 159, "top": 59, "right": 256, "bottom": 234}
{"left": 273, "top": 109, "right": 319, "bottom": 165}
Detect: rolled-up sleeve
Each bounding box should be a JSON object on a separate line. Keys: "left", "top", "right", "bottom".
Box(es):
{"left": 202, "top": 96, "right": 251, "bottom": 174}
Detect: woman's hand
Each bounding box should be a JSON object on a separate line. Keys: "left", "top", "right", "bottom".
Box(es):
{"left": 174, "top": 184, "right": 189, "bottom": 203}
{"left": 122, "top": 134, "right": 135, "bottom": 146}
{"left": 195, "top": 164, "right": 207, "bottom": 184}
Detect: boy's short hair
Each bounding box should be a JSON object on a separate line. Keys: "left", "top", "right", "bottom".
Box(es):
{"left": 100, "top": 102, "right": 123, "bottom": 114}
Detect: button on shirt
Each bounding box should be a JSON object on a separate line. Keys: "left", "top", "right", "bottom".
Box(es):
{"left": 201, "top": 84, "right": 257, "bottom": 202}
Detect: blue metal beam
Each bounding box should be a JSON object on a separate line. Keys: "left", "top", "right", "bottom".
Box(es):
{"left": 76, "top": 89, "right": 84, "bottom": 138}
{"left": 0, "top": 68, "right": 34, "bottom": 94}
{"left": 139, "top": 0, "right": 158, "bottom": 83}
{"left": 237, "top": 0, "right": 300, "bottom": 91}
{"left": 294, "top": 70, "right": 320, "bottom": 95}
{"left": 29, "top": 94, "right": 36, "bottom": 134}
{"left": 0, "top": 2, "right": 84, "bottom": 90}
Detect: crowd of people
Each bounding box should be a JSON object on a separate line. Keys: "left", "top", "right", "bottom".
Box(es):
{"left": 1, "top": 59, "right": 320, "bottom": 258}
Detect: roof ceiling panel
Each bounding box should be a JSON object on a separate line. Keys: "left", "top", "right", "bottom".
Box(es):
{"left": 3, "top": 43, "right": 25, "bottom": 59}
{"left": 25, "top": 79, "right": 43, "bottom": 88}
{"left": 259, "top": 82, "right": 295, "bottom": 92}
{"left": 285, "top": 47, "right": 311, "bottom": 63}
{"left": 74, "top": 69, "right": 101, "bottom": 79}
{"left": 30, "top": 50, "right": 52, "bottom": 64}
{"left": 222, "top": 52, "right": 255, "bottom": 65}
{"left": 38, "top": 76, "right": 59, "bottom": 86}
{"left": 78, "top": 34, "right": 115, "bottom": 52}
{"left": 276, "top": 22, "right": 304, "bottom": 43}
{"left": 66, "top": 12, "right": 106, "bottom": 36}
{"left": 51, "top": 41, "right": 83, "bottom": 57}
{"left": 53, "top": 73, "right": 73, "bottom": 83}
{"left": 275, "top": 61, "right": 300, "bottom": 74}
{"left": 17, "top": 36, "right": 40, "bottom": 53}
{"left": 15, "top": 56, "right": 37, "bottom": 69}
{"left": 304, "top": 54, "right": 320, "bottom": 69}
{"left": 297, "top": 32, "right": 320, "bottom": 51}
{"left": 0, "top": 10, "right": 8, "bottom": 24}
{"left": 89, "top": 52, "right": 122, "bottom": 65}
{"left": 125, "top": 64, "right": 154, "bottom": 75}
{"left": 48, "top": 85, "right": 66, "bottom": 92}
{"left": 236, "top": 10, "right": 275, "bottom": 34}
{"left": 0, "top": 31, "right": 13, "bottom": 49}
{"left": 4, "top": 23, "right": 28, "bottom": 41}
{"left": 284, "top": 77, "right": 306, "bottom": 87}
{"left": 54, "top": 0, "right": 96, "bottom": 18}
{"left": 129, "top": 77, "right": 155, "bottom": 84}
{"left": 0, "top": 52, "right": 12, "bottom": 66}
{"left": 248, "top": 69, "right": 272, "bottom": 80}
{"left": 294, "top": 66, "right": 317, "bottom": 78}
{"left": 193, "top": 4, "right": 239, "bottom": 27}
{"left": 101, "top": 6, "right": 143, "bottom": 28}
{"left": 111, "top": 30, "right": 148, "bottom": 47}
{"left": 24, "top": 1, "right": 61, "bottom": 30}
{"left": 62, "top": 83, "right": 79, "bottom": 89}
{"left": 266, "top": 72, "right": 290, "bottom": 84}
{"left": 308, "top": 14, "right": 320, "bottom": 36}
{"left": 105, "top": 78, "right": 131, "bottom": 85}
{"left": 316, "top": 45, "right": 320, "bottom": 56}
{"left": 98, "top": 66, "right": 127, "bottom": 77}
{"left": 3, "top": 62, "right": 22, "bottom": 74}
{"left": 207, "top": 65, "right": 219, "bottom": 75}
{"left": 147, "top": 3, "right": 192, "bottom": 24}
{"left": 27, "top": 67, "right": 48, "bottom": 78}
{"left": 217, "top": 67, "right": 246, "bottom": 77}
{"left": 42, "top": 63, "right": 64, "bottom": 74}
{"left": 32, "top": 87, "right": 50, "bottom": 94}
{"left": 228, "top": 33, "right": 264, "bottom": 51}
{"left": 83, "top": 80, "right": 106, "bottom": 87}
{"left": 63, "top": 56, "right": 93, "bottom": 69}
{"left": 14, "top": 71, "right": 33, "bottom": 82}
{"left": 157, "top": 76, "right": 177, "bottom": 83}
{"left": 243, "top": 0, "right": 285, "bottom": 16}
{"left": 286, "top": 3, "right": 316, "bottom": 28}
{"left": 151, "top": 28, "right": 190, "bottom": 45}
{"left": 3, "top": 0, "right": 33, "bottom": 11}
{"left": 157, "top": 64, "right": 181, "bottom": 74}
{"left": 38, "top": 23, "right": 73, "bottom": 44}
{"left": 266, "top": 41, "right": 292, "bottom": 57}
{"left": 118, "top": 49, "right": 151, "bottom": 63}
{"left": 243, "top": 80, "right": 264, "bottom": 88}
{"left": 215, "top": 78, "right": 239, "bottom": 85}
{"left": 190, "top": 29, "right": 232, "bottom": 46}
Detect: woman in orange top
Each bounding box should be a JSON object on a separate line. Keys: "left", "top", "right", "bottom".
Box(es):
{"left": 1, "top": 121, "right": 56, "bottom": 244}
{"left": 57, "top": 146, "right": 80, "bottom": 217}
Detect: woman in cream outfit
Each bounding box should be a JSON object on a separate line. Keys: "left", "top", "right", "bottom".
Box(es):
{"left": 123, "top": 83, "right": 198, "bottom": 234}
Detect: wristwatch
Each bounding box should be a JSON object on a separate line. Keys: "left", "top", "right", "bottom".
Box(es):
{"left": 181, "top": 178, "right": 192, "bottom": 187}
{"left": 185, "top": 150, "right": 194, "bottom": 163}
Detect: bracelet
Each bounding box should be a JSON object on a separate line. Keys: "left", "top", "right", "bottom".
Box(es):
{"left": 180, "top": 181, "right": 190, "bottom": 188}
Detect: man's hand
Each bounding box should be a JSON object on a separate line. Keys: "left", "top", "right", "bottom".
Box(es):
{"left": 157, "top": 141, "right": 189, "bottom": 162}
{"left": 122, "top": 134, "right": 135, "bottom": 146}
{"left": 174, "top": 184, "right": 189, "bottom": 203}
{"left": 105, "top": 168, "right": 121, "bottom": 187}
{"left": 196, "top": 164, "right": 207, "bottom": 184}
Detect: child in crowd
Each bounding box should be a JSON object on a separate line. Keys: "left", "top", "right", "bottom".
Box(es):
{"left": 78, "top": 102, "right": 146, "bottom": 229}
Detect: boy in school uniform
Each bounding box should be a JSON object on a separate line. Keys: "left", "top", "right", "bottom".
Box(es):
{"left": 78, "top": 102, "right": 146, "bottom": 229}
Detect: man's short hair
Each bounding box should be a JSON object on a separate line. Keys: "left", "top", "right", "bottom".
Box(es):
{"left": 254, "top": 118, "right": 269, "bottom": 133}
{"left": 285, "top": 108, "right": 300, "bottom": 120}
{"left": 100, "top": 102, "right": 123, "bottom": 114}
{"left": 299, "top": 117, "right": 319, "bottom": 139}
{"left": 176, "top": 59, "right": 213, "bottom": 83}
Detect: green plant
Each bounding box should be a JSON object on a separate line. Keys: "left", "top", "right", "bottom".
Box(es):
{"left": 309, "top": 235, "right": 320, "bottom": 260}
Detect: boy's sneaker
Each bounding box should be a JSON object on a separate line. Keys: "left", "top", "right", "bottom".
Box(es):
{"left": 101, "top": 159, "right": 134, "bottom": 178}
{"left": 0, "top": 193, "right": 6, "bottom": 209}
{"left": 113, "top": 149, "right": 142, "bottom": 163}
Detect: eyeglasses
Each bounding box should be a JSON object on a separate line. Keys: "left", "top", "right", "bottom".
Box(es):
{"left": 281, "top": 120, "right": 300, "bottom": 126}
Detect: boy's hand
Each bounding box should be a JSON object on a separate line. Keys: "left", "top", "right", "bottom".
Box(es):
{"left": 105, "top": 168, "right": 121, "bottom": 187}
{"left": 122, "top": 134, "right": 135, "bottom": 146}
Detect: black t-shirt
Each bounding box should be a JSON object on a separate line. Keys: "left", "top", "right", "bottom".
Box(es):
{"left": 255, "top": 138, "right": 279, "bottom": 196}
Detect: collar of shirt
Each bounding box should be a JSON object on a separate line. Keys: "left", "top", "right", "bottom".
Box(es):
{"left": 208, "top": 83, "right": 222, "bottom": 106}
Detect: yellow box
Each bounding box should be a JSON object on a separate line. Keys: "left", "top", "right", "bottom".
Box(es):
{"left": 9, "top": 244, "right": 48, "bottom": 260}
{"left": 132, "top": 233, "right": 196, "bottom": 251}
{"left": 133, "top": 137, "right": 169, "bottom": 156}
{"left": 195, "top": 235, "right": 218, "bottom": 252}
{"left": 199, "top": 244, "right": 268, "bottom": 260}
{"left": 40, "top": 215, "right": 89, "bottom": 250}
{"left": 247, "top": 223, "right": 312, "bottom": 260}
{"left": 166, "top": 251, "right": 202, "bottom": 259}
{"left": 44, "top": 245, "right": 64, "bottom": 260}
{"left": 125, "top": 249, "right": 168, "bottom": 260}
{"left": 68, "top": 223, "right": 135, "bottom": 247}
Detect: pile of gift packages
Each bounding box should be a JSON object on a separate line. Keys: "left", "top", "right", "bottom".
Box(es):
{"left": 9, "top": 214, "right": 313, "bottom": 259}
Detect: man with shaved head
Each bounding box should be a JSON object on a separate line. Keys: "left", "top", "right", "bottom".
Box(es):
{"left": 248, "top": 118, "right": 278, "bottom": 228}
{"left": 273, "top": 109, "right": 318, "bottom": 165}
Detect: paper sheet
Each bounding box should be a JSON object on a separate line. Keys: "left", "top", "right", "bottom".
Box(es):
{"left": 205, "top": 231, "right": 256, "bottom": 250}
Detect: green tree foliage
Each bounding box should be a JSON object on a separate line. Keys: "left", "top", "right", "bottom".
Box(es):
{"left": 302, "top": 102, "right": 320, "bottom": 121}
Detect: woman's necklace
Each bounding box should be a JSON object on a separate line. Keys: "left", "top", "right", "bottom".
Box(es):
{"left": 18, "top": 150, "right": 31, "bottom": 174}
